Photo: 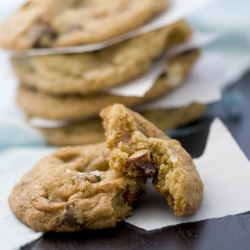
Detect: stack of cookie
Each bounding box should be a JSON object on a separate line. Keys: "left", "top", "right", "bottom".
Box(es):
{"left": 0, "top": 0, "right": 205, "bottom": 146}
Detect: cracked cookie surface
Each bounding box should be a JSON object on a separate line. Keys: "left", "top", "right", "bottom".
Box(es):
{"left": 0, "top": 0, "right": 169, "bottom": 49}
{"left": 9, "top": 142, "right": 146, "bottom": 232}
{"left": 100, "top": 104, "right": 204, "bottom": 216}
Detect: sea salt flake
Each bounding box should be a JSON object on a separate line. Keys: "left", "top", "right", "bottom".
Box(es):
{"left": 66, "top": 168, "right": 72, "bottom": 174}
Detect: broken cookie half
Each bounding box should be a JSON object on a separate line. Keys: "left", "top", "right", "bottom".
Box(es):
{"left": 100, "top": 104, "right": 204, "bottom": 216}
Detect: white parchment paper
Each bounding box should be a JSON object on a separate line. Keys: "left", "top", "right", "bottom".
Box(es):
{"left": 106, "top": 32, "right": 219, "bottom": 97}
{"left": 9, "top": 0, "right": 215, "bottom": 57}
{"left": 1, "top": 119, "right": 250, "bottom": 248}
{"left": 136, "top": 51, "right": 226, "bottom": 111}
{"left": 125, "top": 118, "right": 250, "bottom": 231}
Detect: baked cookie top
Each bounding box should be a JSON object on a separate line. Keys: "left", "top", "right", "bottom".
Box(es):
{"left": 16, "top": 49, "right": 200, "bottom": 120}
{"left": 9, "top": 142, "right": 146, "bottom": 232}
{"left": 0, "top": 0, "right": 169, "bottom": 50}
{"left": 12, "top": 20, "right": 192, "bottom": 95}
{"left": 100, "top": 104, "right": 204, "bottom": 216}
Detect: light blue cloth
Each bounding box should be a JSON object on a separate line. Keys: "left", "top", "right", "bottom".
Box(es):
{"left": 187, "top": 0, "right": 250, "bottom": 84}
{"left": 0, "top": 50, "right": 46, "bottom": 148}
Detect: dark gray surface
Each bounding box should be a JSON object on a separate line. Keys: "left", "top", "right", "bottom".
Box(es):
{"left": 22, "top": 70, "right": 250, "bottom": 250}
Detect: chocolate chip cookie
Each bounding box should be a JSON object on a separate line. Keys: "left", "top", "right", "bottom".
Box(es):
{"left": 11, "top": 20, "right": 192, "bottom": 95}
{"left": 9, "top": 142, "right": 146, "bottom": 232}
{"left": 100, "top": 104, "right": 204, "bottom": 216}
{"left": 0, "top": 0, "right": 169, "bottom": 49}
{"left": 16, "top": 49, "right": 200, "bottom": 120}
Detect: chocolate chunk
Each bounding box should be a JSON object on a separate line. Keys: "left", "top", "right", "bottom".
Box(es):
{"left": 65, "top": 204, "right": 78, "bottom": 226}
{"left": 95, "top": 175, "right": 101, "bottom": 182}
{"left": 123, "top": 189, "right": 143, "bottom": 206}
{"left": 159, "top": 71, "right": 168, "bottom": 78}
{"left": 135, "top": 162, "right": 157, "bottom": 178}
{"left": 29, "top": 23, "right": 58, "bottom": 48}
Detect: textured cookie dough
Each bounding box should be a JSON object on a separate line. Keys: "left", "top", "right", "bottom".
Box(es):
{"left": 12, "top": 20, "right": 192, "bottom": 95}
{"left": 9, "top": 142, "right": 146, "bottom": 232}
{"left": 0, "top": 0, "right": 169, "bottom": 49}
{"left": 37, "top": 103, "right": 206, "bottom": 147}
{"left": 16, "top": 49, "right": 200, "bottom": 120}
{"left": 100, "top": 104, "right": 204, "bottom": 216}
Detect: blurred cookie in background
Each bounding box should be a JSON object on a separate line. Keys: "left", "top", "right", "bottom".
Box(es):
{"left": 35, "top": 103, "right": 206, "bottom": 146}
{"left": 11, "top": 20, "right": 192, "bottom": 95}
{"left": 0, "top": 0, "right": 169, "bottom": 49}
{"left": 16, "top": 49, "right": 200, "bottom": 120}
